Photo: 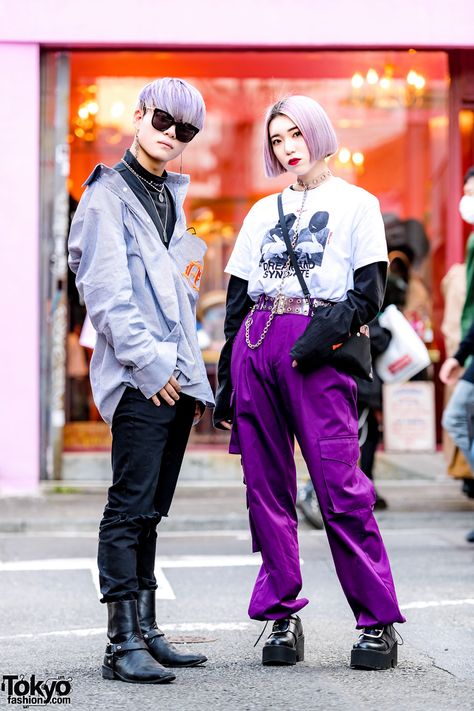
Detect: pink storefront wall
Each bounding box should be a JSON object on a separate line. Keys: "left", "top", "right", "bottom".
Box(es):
{"left": 0, "top": 0, "right": 473, "bottom": 48}
{"left": 0, "top": 43, "right": 40, "bottom": 493}
{"left": 0, "top": 0, "right": 473, "bottom": 492}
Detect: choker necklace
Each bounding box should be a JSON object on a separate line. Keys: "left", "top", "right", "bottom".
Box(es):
{"left": 296, "top": 169, "right": 332, "bottom": 191}
{"left": 120, "top": 158, "right": 166, "bottom": 202}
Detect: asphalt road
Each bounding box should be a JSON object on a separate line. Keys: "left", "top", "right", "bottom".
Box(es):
{"left": 1, "top": 481, "right": 473, "bottom": 711}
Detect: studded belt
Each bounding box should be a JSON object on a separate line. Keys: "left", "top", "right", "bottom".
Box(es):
{"left": 255, "top": 294, "right": 332, "bottom": 316}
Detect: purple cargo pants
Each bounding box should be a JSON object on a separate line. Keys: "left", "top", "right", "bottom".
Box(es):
{"left": 230, "top": 310, "right": 406, "bottom": 628}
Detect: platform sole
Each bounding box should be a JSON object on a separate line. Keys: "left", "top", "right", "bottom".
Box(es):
{"left": 350, "top": 642, "right": 398, "bottom": 670}
{"left": 101, "top": 665, "right": 176, "bottom": 683}
{"left": 262, "top": 637, "right": 304, "bottom": 666}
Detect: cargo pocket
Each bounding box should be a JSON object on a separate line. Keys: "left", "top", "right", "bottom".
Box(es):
{"left": 319, "top": 436, "right": 376, "bottom": 514}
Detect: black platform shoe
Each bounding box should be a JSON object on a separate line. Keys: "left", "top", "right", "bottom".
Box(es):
{"left": 350, "top": 624, "right": 398, "bottom": 670}
{"left": 102, "top": 599, "right": 176, "bottom": 683}
{"left": 137, "top": 590, "right": 207, "bottom": 668}
{"left": 262, "top": 615, "right": 304, "bottom": 666}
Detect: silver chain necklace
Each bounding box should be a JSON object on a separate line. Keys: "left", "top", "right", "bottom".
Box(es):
{"left": 245, "top": 187, "right": 309, "bottom": 349}
{"left": 120, "top": 158, "right": 166, "bottom": 202}
{"left": 121, "top": 158, "right": 170, "bottom": 242}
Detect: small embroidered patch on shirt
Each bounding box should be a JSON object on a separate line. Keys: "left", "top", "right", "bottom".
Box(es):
{"left": 183, "top": 261, "right": 203, "bottom": 291}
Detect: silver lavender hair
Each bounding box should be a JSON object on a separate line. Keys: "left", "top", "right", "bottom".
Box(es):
{"left": 138, "top": 77, "right": 206, "bottom": 130}
{"left": 263, "top": 95, "right": 338, "bottom": 178}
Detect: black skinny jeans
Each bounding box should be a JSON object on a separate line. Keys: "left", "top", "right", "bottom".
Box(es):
{"left": 98, "top": 386, "right": 195, "bottom": 603}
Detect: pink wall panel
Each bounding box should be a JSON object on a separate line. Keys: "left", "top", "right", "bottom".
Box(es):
{"left": 0, "top": 43, "right": 40, "bottom": 492}
{"left": 0, "top": 0, "right": 473, "bottom": 49}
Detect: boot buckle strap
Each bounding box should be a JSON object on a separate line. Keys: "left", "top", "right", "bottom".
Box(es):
{"left": 106, "top": 639, "right": 149, "bottom": 654}
{"left": 143, "top": 628, "right": 164, "bottom": 641}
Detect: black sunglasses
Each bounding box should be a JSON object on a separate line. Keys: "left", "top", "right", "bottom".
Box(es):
{"left": 146, "top": 107, "right": 199, "bottom": 143}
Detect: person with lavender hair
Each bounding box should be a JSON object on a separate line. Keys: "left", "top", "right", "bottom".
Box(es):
{"left": 69, "top": 78, "right": 214, "bottom": 684}
{"left": 214, "top": 95, "right": 405, "bottom": 670}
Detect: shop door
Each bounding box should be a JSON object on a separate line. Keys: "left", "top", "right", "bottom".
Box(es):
{"left": 39, "top": 52, "right": 71, "bottom": 479}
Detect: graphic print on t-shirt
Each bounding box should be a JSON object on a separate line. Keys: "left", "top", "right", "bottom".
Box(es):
{"left": 259, "top": 209, "right": 332, "bottom": 278}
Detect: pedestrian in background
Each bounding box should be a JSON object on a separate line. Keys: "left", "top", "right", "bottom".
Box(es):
{"left": 357, "top": 216, "right": 430, "bottom": 509}
{"left": 440, "top": 319, "right": 474, "bottom": 543}
{"left": 354, "top": 316, "right": 392, "bottom": 509}
{"left": 459, "top": 167, "right": 474, "bottom": 337}
{"left": 69, "top": 77, "right": 214, "bottom": 684}
{"left": 214, "top": 95, "right": 405, "bottom": 670}
{"left": 440, "top": 166, "right": 474, "bottom": 544}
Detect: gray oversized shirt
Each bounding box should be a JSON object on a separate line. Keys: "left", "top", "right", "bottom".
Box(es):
{"left": 68, "top": 164, "right": 215, "bottom": 425}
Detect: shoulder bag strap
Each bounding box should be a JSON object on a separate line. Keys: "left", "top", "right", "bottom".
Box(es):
{"left": 277, "top": 192, "right": 311, "bottom": 302}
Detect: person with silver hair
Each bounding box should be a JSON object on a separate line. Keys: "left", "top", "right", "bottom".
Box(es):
{"left": 69, "top": 77, "right": 214, "bottom": 684}
{"left": 214, "top": 95, "right": 405, "bottom": 670}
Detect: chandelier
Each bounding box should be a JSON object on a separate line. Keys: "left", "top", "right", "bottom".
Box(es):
{"left": 70, "top": 85, "right": 99, "bottom": 144}
{"left": 349, "top": 65, "right": 427, "bottom": 109}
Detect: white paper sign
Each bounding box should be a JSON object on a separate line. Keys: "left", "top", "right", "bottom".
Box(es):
{"left": 383, "top": 381, "right": 436, "bottom": 452}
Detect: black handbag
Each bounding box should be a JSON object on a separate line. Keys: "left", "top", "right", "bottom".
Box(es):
{"left": 331, "top": 326, "right": 373, "bottom": 381}
{"left": 277, "top": 193, "right": 373, "bottom": 381}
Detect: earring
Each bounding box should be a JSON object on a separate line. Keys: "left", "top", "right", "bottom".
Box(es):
{"left": 133, "top": 132, "right": 140, "bottom": 158}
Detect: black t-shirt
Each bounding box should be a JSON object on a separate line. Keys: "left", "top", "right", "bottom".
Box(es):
{"left": 114, "top": 149, "right": 176, "bottom": 248}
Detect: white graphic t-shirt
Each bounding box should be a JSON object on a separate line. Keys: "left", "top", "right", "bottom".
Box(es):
{"left": 225, "top": 177, "right": 388, "bottom": 302}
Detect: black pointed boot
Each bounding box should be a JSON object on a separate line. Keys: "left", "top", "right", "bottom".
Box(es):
{"left": 102, "top": 599, "right": 176, "bottom": 683}
{"left": 137, "top": 589, "right": 207, "bottom": 668}
{"left": 262, "top": 615, "right": 305, "bottom": 666}
{"left": 350, "top": 624, "right": 398, "bottom": 669}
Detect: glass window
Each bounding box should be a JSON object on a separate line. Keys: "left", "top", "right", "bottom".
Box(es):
{"left": 65, "top": 49, "right": 449, "bottom": 438}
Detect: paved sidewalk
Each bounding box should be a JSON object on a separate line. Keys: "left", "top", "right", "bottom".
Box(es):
{"left": 61, "top": 447, "right": 450, "bottom": 483}
{"left": 1, "top": 449, "right": 473, "bottom": 534}
{"left": 2, "top": 449, "right": 473, "bottom": 711}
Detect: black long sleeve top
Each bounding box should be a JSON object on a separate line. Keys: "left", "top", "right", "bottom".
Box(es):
{"left": 213, "top": 276, "right": 254, "bottom": 428}
{"left": 213, "top": 261, "right": 387, "bottom": 428}
{"left": 114, "top": 150, "right": 176, "bottom": 247}
{"left": 454, "top": 319, "right": 474, "bottom": 384}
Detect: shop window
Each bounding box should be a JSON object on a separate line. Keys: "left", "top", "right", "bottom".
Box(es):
{"left": 64, "top": 49, "right": 449, "bottom": 445}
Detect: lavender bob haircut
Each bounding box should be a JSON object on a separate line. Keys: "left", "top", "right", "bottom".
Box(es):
{"left": 137, "top": 77, "right": 206, "bottom": 131}
{"left": 263, "top": 95, "right": 338, "bottom": 178}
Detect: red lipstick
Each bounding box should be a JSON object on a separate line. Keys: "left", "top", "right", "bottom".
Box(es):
{"left": 288, "top": 158, "right": 301, "bottom": 166}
